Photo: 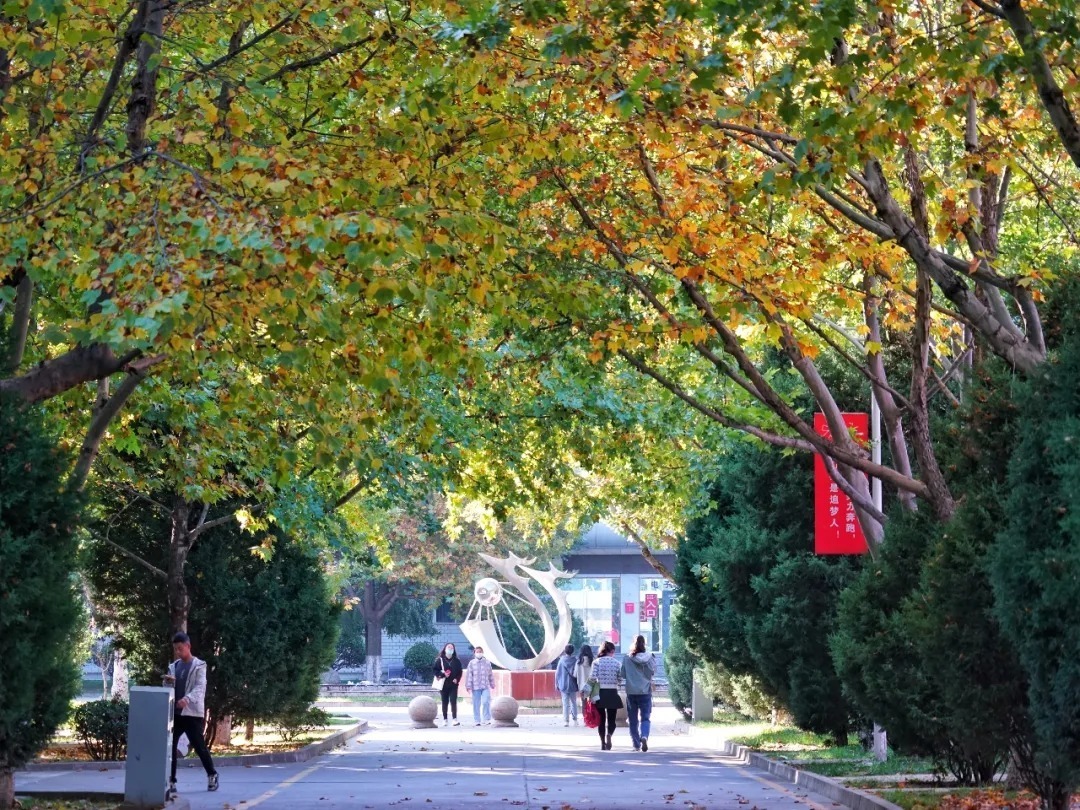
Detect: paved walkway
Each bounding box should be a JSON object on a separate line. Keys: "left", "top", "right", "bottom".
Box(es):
{"left": 17, "top": 706, "right": 837, "bottom": 809}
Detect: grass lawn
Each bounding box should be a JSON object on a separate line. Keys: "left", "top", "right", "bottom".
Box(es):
{"left": 727, "top": 726, "right": 840, "bottom": 752}
{"left": 37, "top": 715, "right": 357, "bottom": 762}
{"left": 13, "top": 801, "right": 119, "bottom": 810}
{"left": 318, "top": 694, "right": 416, "bottom": 705}
{"left": 800, "top": 755, "right": 937, "bottom": 777}
{"left": 725, "top": 726, "right": 935, "bottom": 778}
{"left": 876, "top": 789, "right": 1041, "bottom": 810}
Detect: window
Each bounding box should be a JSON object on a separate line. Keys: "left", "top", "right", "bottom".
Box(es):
{"left": 561, "top": 577, "right": 621, "bottom": 649}
{"left": 434, "top": 600, "right": 456, "bottom": 624}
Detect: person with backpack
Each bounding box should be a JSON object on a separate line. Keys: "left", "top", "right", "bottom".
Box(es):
{"left": 575, "top": 644, "right": 595, "bottom": 718}
{"left": 554, "top": 644, "right": 579, "bottom": 726}
{"left": 620, "top": 634, "right": 657, "bottom": 752}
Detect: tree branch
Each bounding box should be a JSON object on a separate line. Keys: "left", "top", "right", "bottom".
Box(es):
{"left": 257, "top": 35, "right": 377, "bottom": 85}
{"left": 69, "top": 367, "right": 149, "bottom": 492}
{"left": 618, "top": 350, "right": 815, "bottom": 453}
{"left": 193, "top": 12, "right": 301, "bottom": 75}
{"left": 5, "top": 272, "right": 32, "bottom": 374}
{"left": 79, "top": 0, "right": 148, "bottom": 168}
{"left": 0, "top": 344, "right": 155, "bottom": 403}
{"left": 619, "top": 523, "right": 677, "bottom": 583}
{"left": 90, "top": 529, "right": 168, "bottom": 580}
{"left": 820, "top": 455, "right": 886, "bottom": 525}
{"left": 862, "top": 160, "right": 1045, "bottom": 372}
{"left": 999, "top": 0, "right": 1080, "bottom": 169}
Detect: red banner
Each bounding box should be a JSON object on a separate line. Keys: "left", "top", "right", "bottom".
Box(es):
{"left": 814, "top": 412, "right": 869, "bottom": 555}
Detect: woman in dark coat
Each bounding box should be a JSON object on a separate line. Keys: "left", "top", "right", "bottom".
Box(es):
{"left": 433, "top": 642, "right": 463, "bottom": 726}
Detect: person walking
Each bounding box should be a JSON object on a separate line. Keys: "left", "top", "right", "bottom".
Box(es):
{"left": 555, "top": 644, "right": 579, "bottom": 726}
{"left": 620, "top": 634, "right": 656, "bottom": 752}
{"left": 164, "top": 632, "right": 218, "bottom": 794}
{"left": 575, "top": 644, "right": 595, "bottom": 718}
{"left": 433, "top": 642, "right": 463, "bottom": 726}
{"left": 589, "top": 641, "right": 623, "bottom": 750}
{"left": 464, "top": 645, "right": 496, "bottom": 726}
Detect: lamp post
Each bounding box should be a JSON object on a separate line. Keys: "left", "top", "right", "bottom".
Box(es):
{"left": 871, "top": 392, "right": 888, "bottom": 762}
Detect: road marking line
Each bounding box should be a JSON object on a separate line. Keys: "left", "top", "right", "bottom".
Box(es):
{"left": 241, "top": 761, "right": 325, "bottom": 808}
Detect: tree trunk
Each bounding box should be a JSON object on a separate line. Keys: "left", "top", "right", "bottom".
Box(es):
{"left": 111, "top": 653, "right": 129, "bottom": 701}
{"left": 125, "top": 0, "right": 167, "bottom": 155}
{"left": 214, "top": 716, "right": 232, "bottom": 747}
{"left": 245, "top": 718, "right": 255, "bottom": 742}
{"left": 0, "top": 768, "right": 13, "bottom": 810}
{"left": 0, "top": 767, "right": 13, "bottom": 810}
{"left": 167, "top": 498, "right": 193, "bottom": 635}
{"left": 359, "top": 580, "right": 398, "bottom": 684}
{"left": 364, "top": 609, "right": 383, "bottom": 683}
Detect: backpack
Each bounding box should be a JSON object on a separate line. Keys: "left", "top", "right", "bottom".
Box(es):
{"left": 557, "top": 657, "right": 578, "bottom": 693}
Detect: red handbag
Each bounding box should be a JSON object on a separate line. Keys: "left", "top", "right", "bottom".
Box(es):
{"left": 582, "top": 698, "right": 600, "bottom": 729}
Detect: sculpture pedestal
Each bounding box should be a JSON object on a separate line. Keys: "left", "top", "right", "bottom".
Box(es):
{"left": 490, "top": 670, "right": 560, "bottom": 706}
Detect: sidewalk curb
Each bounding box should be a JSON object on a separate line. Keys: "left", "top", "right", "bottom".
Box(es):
{"left": 716, "top": 740, "right": 903, "bottom": 810}
{"left": 24, "top": 721, "right": 367, "bottom": 773}
{"left": 675, "top": 722, "right": 901, "bottom": 810}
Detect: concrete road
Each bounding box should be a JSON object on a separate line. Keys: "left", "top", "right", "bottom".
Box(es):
{"left": 18, "top": 705, "right": 837, "bottom": 810}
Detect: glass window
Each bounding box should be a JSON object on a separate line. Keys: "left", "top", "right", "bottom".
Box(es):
{"left": 561, "top": 577, "right": 620, "bottom": 651}
{"left": 638, "top": 578, "right": 666, "bottom": 653}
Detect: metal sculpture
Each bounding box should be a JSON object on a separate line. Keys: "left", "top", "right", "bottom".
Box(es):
{"left": 459, "top": 552, "right": 576, "bottom": 671}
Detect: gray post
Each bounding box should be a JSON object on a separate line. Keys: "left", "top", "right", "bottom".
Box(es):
{"left": 125, "top": 686, "right": 174, "bottom": 807}
{"left": 871, "top": 392, "right": 888, "bottom": 762}
{"left": 691, "top": 669, "right": 713, "bottom": 722}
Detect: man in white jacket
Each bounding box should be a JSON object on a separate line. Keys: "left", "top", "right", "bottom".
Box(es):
{"left": 164, "top": 632, "right": 219, "bottom": 793}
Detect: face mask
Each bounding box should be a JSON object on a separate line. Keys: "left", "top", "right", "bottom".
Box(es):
{"left": 446, "top": 648, "right": 454, "bottom": 656}
{"left": 475, "top": 653, "right": 484, "bottom": 659}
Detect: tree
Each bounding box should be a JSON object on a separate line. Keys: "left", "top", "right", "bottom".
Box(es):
{"left": 426, "top": 0, "right": 1079, "bottom": 550}
{"left": 993, "top": 322, "right": 1080, "bottom": 810}
{"left": 85, "top": 493, "right": 340, "bottom": 744}
{"left": 676, "top": 440, "right": 859, "bottom": 744}
{"left": 0, "top": 394, "right": 83, "bottom": 808}
{"left": 188, "top": 523, "right": 340, "bottom": 742}
{"left": 665, "top": 611, "right": 695, "bottom": 719}
{"left": 334, "top": 609, "right": 367, "bottom": 672}
{"left": 832, "top": 363, "right": 1032, "bottom": 785}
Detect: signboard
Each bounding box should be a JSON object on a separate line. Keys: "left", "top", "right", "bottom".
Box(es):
{"left": 642, "top": 593, "right": 659, "bottom": 620}
{"left": 814, "top": 412, "right": 869, "bottom": 555}
{"left": 624, "top": 602, "right": 636, "bottom": 614}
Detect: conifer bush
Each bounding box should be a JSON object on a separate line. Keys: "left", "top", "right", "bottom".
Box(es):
{"left": 0, "top": 395, "right": 83, "bottom": 807}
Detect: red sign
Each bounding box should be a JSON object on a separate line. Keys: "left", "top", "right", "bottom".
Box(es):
{"left": 814, "top": 412, "right": 869, "bottom": 555}
{"left": 642, "top": 593, "right": 659, "bottom": 619}
{"left": 624, "top": 602, "right": 636, "bottom": 614}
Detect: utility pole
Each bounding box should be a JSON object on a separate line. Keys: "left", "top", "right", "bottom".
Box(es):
{"left": 871, "top": 392, "right": 888, "bottom": 762}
